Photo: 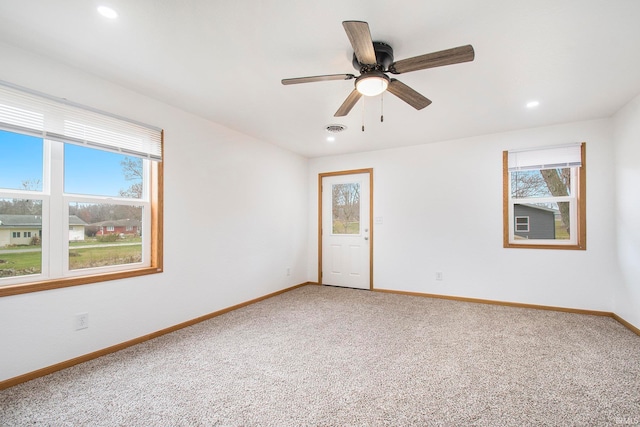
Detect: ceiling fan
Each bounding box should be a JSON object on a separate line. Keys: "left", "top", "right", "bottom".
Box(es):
{"left": 282, "top": 21, "right": 475, "bottom": 117}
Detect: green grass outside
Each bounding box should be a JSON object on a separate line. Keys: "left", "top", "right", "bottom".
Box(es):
{"left": 69, "top": 236, "right": 142, "bottom": 247}
{"left": 0, "top": 251, "right": 42, "bottom": 277}
{"left": 69, "top": 244, "right": 142, "bottom": 270}
{"left": 332, "top": 220, "right": 360, "bottom": 234}
{"left": 0, "top": 242, "right": 142, "bottom": 277}
{"left": 555, "top": 219, "right": 570, "bottom": 240}
{"left": 1, "top": 238, "right": 141, "bottom": 250}
{"left": 0, "top": 244, "right": 42, "bottom": 251}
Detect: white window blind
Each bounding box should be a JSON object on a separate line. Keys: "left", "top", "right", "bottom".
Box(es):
{"left": 0, "top": 80, "right": 162, "bottom": 161}
{"left": 508, "top": 143, "right": 581, "bottom": 171}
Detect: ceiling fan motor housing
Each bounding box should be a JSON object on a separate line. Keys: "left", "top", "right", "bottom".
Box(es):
{"left": 352, "top": 41, "right": 394, "bottom": 72}
{"left": 282, "top": 20, "right": 474, "bottom": 117}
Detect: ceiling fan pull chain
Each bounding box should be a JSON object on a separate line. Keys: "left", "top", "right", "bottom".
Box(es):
{"left": 362, "top": 96, "right": 365, "bottom": 132}
{"left": 381, "top": 93, "right": 384, "bottom": 122}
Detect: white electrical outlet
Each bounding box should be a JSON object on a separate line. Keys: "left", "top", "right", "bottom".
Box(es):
{"left": 435, "top": 272, "right": 443, "bottom": 281}
{"left": 75, "top": 312, "right": 89, "bottom": 330}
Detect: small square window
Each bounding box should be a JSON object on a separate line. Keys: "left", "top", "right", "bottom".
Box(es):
{"left": 515, "top": 216, "right": 529, "bottom": 232}
{"left": 503, "top": 143, "right": 586, "bottom": 250}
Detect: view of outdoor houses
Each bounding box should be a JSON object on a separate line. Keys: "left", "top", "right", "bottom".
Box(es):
{"left": 0, "top": 155, "right": 144, "bottom": 279}
{"left": 0, "top": 204, "right": 143, "bottom": 278}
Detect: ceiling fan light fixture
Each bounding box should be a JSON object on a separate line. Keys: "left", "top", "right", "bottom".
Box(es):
{"left": 356, "top": 72, "right": 389, "bottom": 96}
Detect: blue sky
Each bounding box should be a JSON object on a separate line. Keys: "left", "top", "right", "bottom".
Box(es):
{"left": 0, "top": 130, "right": 43, "bottom": 190}
{"left": 1, "top": 129, "right": 138, "bottom": 196}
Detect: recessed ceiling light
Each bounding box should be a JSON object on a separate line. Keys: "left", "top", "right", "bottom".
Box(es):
{"left": 97, "top": 6, "right": 118, "bottom": 19}
{"left": 526, "top": 100, "right": 540, "bottom": 109}
{"left": 326, "top": 124, "right": 345, "bottom": 142}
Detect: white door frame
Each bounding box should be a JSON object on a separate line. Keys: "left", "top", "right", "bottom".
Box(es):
{"left": 318, "top": 168, "right": 373, "bottom": 290}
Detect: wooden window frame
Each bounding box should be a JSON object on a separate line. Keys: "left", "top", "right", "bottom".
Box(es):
{"left": 503, "top": 142, "right": 586, "bottom": 250}
{"left": 0, "top": 136, "right": 163, "bottom": 298}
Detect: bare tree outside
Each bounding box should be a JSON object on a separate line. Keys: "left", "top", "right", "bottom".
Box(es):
{"left": 21, "top": 179, "right": 42, "bottom": 191}
{"left": 332, "top": 183, "right": 360, "bottom": 234}
{"left": 510, "top": 171, "right": 547, "bottom": 198}
{"left": 0, "top": 180, "right": 44, "bottom": 216}
{"left": 119, "top": 157, "right": 143, "bottom": 199}
{"left": 540, "top": 168, "right": 571, "bottom": 233}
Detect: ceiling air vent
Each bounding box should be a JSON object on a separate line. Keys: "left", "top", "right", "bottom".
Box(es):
{"left": 326, "top": 124, "right": 347, "bottom": 133}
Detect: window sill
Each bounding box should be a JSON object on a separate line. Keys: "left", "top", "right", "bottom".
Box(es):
{"left": 0, "top": 266, "right": 163, "bottom": 297}
{"left": 504, "top": 242, "right": 586, "bottom": 250}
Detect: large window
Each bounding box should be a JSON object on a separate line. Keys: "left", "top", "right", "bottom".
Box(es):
{"left": 0, "top": 81, "right": 163, "bottom": 296}
{"left": 503, "top": 143, "right": 585, "bottom": 249}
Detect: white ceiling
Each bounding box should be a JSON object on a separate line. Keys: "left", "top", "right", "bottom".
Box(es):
{"left": 1, "top": 0, "right": 639, "bottom": 158}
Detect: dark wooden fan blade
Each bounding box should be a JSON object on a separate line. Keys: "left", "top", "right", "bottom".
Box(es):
{"left": 282, "top": 74, "right": 355, "bottom": 85}
{"left": 342, "top": 21, "right": 377, "bottom": 65}
{"left": 387, "top": 79, "right": 432, "bottom": 110}
{"left": 389, "top": 45, "right": 475, "bottom": 74}
{"left": 334, "top": 89, "right": 363, "bottom": 117}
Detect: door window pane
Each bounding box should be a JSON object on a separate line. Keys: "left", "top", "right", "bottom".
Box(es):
{"left": 68, "top": 202, "right": 143, "bottom": 270}
{"left": 0, "top": 130, "right": 43, "bottom": 191}
{"left": 0, "top": 199, "right": 43, "bottom": 278}
{"left": 332, "top": 183, "right": 360, "bottom": 235}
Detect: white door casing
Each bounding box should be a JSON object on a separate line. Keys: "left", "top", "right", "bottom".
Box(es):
{"left": 320, "top": 171, "right": 371, "bottom": 290}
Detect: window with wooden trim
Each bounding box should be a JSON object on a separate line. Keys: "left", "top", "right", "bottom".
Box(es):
{"left": 0, "top": 81, "right": 163, "bottom": 296}
{"left": 503, "top": 143, "right": 586, "bottom": 249}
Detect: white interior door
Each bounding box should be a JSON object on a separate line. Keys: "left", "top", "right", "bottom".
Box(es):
{"left": 321, "top": 172, "right": 371, "bottom": 290}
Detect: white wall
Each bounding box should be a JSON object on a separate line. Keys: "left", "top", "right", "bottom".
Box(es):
{"left": 2, "top": 40, "right": 636, "bottom": 383}
{"left": 309, "top": 119, "right": 622, "bottom": 312}
{"left": 612, "top": 93, "right": 640, "bottom": 329}
{"left": 0, "top": 43, "right": 309, "bottom": 382}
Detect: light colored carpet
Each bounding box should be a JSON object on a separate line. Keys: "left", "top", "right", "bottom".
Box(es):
{"left": 1, "top": 285, "right": 640, "bottom": 426}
